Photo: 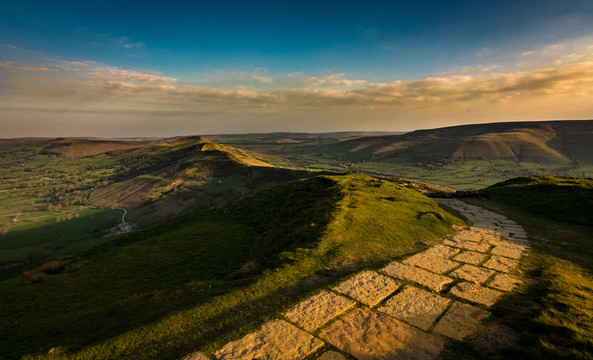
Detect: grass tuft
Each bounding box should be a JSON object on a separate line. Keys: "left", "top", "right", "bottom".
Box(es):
{"left": 20, "top": 260, "right": 70, "bottom": 282}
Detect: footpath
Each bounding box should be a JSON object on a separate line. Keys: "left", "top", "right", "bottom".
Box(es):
{"left": 186, "top": 199, "right": 529, "bottom": 360}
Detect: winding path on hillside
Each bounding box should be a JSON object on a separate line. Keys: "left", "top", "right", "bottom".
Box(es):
{"left": 185, "top": 199, "right": 530, "bottom": 360}
{"left": 119, "top": 207, "right": 127, "bottom": 224}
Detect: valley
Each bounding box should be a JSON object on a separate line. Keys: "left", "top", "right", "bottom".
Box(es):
{"left": 0, "top": 120, "right": 591, "bottom": 360}
{"left": 209, "top": 120, "right": 593, "bottom": 189}
{"left": 0, "top": 137, "right": 315, "bottom": 264}
{"left": 4, "top": 3, "right": 593, "bottom": 359}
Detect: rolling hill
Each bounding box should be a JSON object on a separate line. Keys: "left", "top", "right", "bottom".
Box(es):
{"left": 325, "top": 120, "right": 593, "bottom": 163}
{"left": 0, "top": 174, "right": 462, "bottom": 359}
{"left": 0, "top": 137, "right": 315, "bottom": 265}
{"left": 212, "top": 120, "right": 593, "bottom": 189}
{"left": 88, "top": 136, "right": 314, "bottom": 226}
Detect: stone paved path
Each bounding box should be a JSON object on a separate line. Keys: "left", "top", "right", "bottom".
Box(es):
{"left": 185, "top": 199, "right": 529, "bottom": 360}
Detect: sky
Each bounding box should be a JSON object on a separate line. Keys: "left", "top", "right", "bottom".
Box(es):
{"left": 1, "top": 0, "right": 593, "bottom": 137}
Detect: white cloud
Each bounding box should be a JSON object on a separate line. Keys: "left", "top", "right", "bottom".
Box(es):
{"left": 480, "top": 65, "right": 499, "bottom": 72}
{"left": 89, "top": 67, "right": 177, "bottom": 83}
{"left": 112, "top": 35, "right": 145, "bottom": 49}
{"left": 0, "top": 61, "right": 49, "bottom": 72}
{"left": 3, "top": 44, "right": 593, "bottom": 136}
{"left": 123, "top": 43, "right": 144, "bottom": 49}
{"left": 250, "top": 75, "right": 274, "bottom": 83}
{"left": 60, "top": 59, "right": 593, "bottom": 109}
{"left": 299, "top": 73, "right": 368, "bottom": 87}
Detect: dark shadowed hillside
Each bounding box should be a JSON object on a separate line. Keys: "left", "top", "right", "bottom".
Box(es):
{"left": 478, "top": 175, "right": 593, "bottom": 226}
{"left": 0, "top": 137, "right": 315, "bottom": 265}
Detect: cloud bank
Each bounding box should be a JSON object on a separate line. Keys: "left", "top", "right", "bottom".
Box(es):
{"left": 1, "top": 44, "right": 593, "bottom": 137}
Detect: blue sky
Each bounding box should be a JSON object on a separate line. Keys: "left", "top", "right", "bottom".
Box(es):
{"left": 1, "top": 1, "right": 593, "bottom": 136}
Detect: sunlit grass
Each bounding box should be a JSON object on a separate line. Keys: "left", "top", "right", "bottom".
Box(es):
{"left": 440, "top": 178, "right": 593, "bottom": 359}
{"left": 0, "top": 174, "right": 462, "bottom": 359}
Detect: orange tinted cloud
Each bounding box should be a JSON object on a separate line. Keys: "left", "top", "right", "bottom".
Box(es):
{"left": 1, "top": 49, "right": 593, "bottom": 136}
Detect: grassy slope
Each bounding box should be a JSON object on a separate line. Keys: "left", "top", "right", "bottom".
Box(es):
{"left": 0, "top": 137, "right": 312, "bottom": 265}
{"left": 218, "top": 121, "right": 593, "bottom": 190}
{"left": 0, "top": 207, "right": 121, "bottom": 264}
{"left": 0, "top": 174, "right": 462, "bottom": 360}
{"left": 440, "top": 176, "right": 593, "bottom": 360}
{"left": 89, "top": 137, "right": 312, "bottom": 225}
{"left": 479, "top": 175, "right": 593, "bottom": 226}
{"left": 329, "top": 120, "right": 590, "bottom": 161}
{"left": 0, "top": 140, "right": 131, "bottom": 265}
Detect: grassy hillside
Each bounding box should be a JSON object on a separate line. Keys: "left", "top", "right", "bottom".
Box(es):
{"left": 0, "top": 137, "right": 313, "bottom": 265}
{"left": 441, "top": 176, "right": 593, "bottom": 360}
{"left": 89, "top": 137, "right": 313, "bottom": 226}
{"left": 214, "top": 120, "right": 593, "bottom": 189}
{"left": 479, "top": 175, "right": 593, "bottom": 226}
{"left": 0, "top": 139, "right": 134, "bottom": 264}
{"left": 0, "top": 174, "right": 462, "bottom": 360}
{"left": 328, "top": 120, "right": 591, "bottom": 161}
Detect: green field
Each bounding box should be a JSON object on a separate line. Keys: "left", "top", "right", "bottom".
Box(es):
{"left": 2, "top": 122, "right": 592, "bottom": 264}
{"left": 0, "top": 207, "right": 122, "bottom": 264}
{"left": 0, "top": 137, "right": 314, "bottom": 264}
{"left": 212, "top": 140, "right": 581, "bottom": 190}
{"left": 0, "top": 143, "right": 125, "bottom": 264}
{"left": 0, "top": 133, "right": 592, "bottom": 360}
{"left": 211, "top": 121, "right": 593, "bottom": 190}
{"left": 0, "top": 174, "right": 462, "bottom": 359}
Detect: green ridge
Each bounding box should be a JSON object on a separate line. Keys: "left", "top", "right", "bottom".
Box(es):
{"left": 0, "top": 174, "right": 462, "bottom": 359}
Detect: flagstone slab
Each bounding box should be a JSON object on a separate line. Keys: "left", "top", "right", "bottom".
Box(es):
{"left": 422, "top": 244, "right": 460, "bottom": 258}
{"left": 503, "top": 225, "right": 526, "bottom": 232}
{"left": 453, "top": 230, "right": 483, "bottom": 242}
{"left": 483, "top": 255, "right": 519, "bottom": 273}
{"left": 433, "top": 302, "right": 490, "bottom": 341}
{"left": 184, "top": 352, "right": 210, "bottom": 360}
{"left": 320, "top": 308, "right": 444, "bottom": 360}
{"left": 378, "top": 285, "right": 451, "bottom": 330}
{"left": 333, "top": 271, "right": 401, "bottom": 307}
{"left": 501, "top": 220, "right": 522, "bottom": 224}
{"left": 450, "top": 264, "right": 496, "bottom": 284}
{"left": 214, "top": 320, "right": 323, "bottom": 360}
{"left": 490, "top": 245, "right": 523, "bottom": 259}
{"left": 488, "top": 274, "right": 523, "bottom": 292}
{"left": 486, "top": 238, "right": 527, "bottom": 250}
{"left": 283, "top": 290, "right": 356, "bottom": 331}
{"left": 403, "top": 248, "right": 460, "bottom": 274}
{"left": 443, "top": 239, "right": 491, "bottom": 253}
{"left": 380, "top": 262, "right": 454, "bottom": 292}
{"left": 449, "top": 282, "right": 504, "bottom": 307}
{"left": 510, "top": 236, "right": 530, "bottom": 245}
{"left": 452, "top": 250, "right": 488, "bottom": 265}
{"left": 480, "top": 233, "right": 500, "bottom": 242}
{"left": 478, "top": 228, "right": 502, "bottom": 235}
{"left": 318, "top": 351, "right": 347, "bottom": 360}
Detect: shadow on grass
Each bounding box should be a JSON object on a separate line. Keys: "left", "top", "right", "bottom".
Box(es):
{"left": 0, "top": 176, "right": 345, "bottom": 359}
{"left": 438, "top": 197, "right": 593, "bottom": 360}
